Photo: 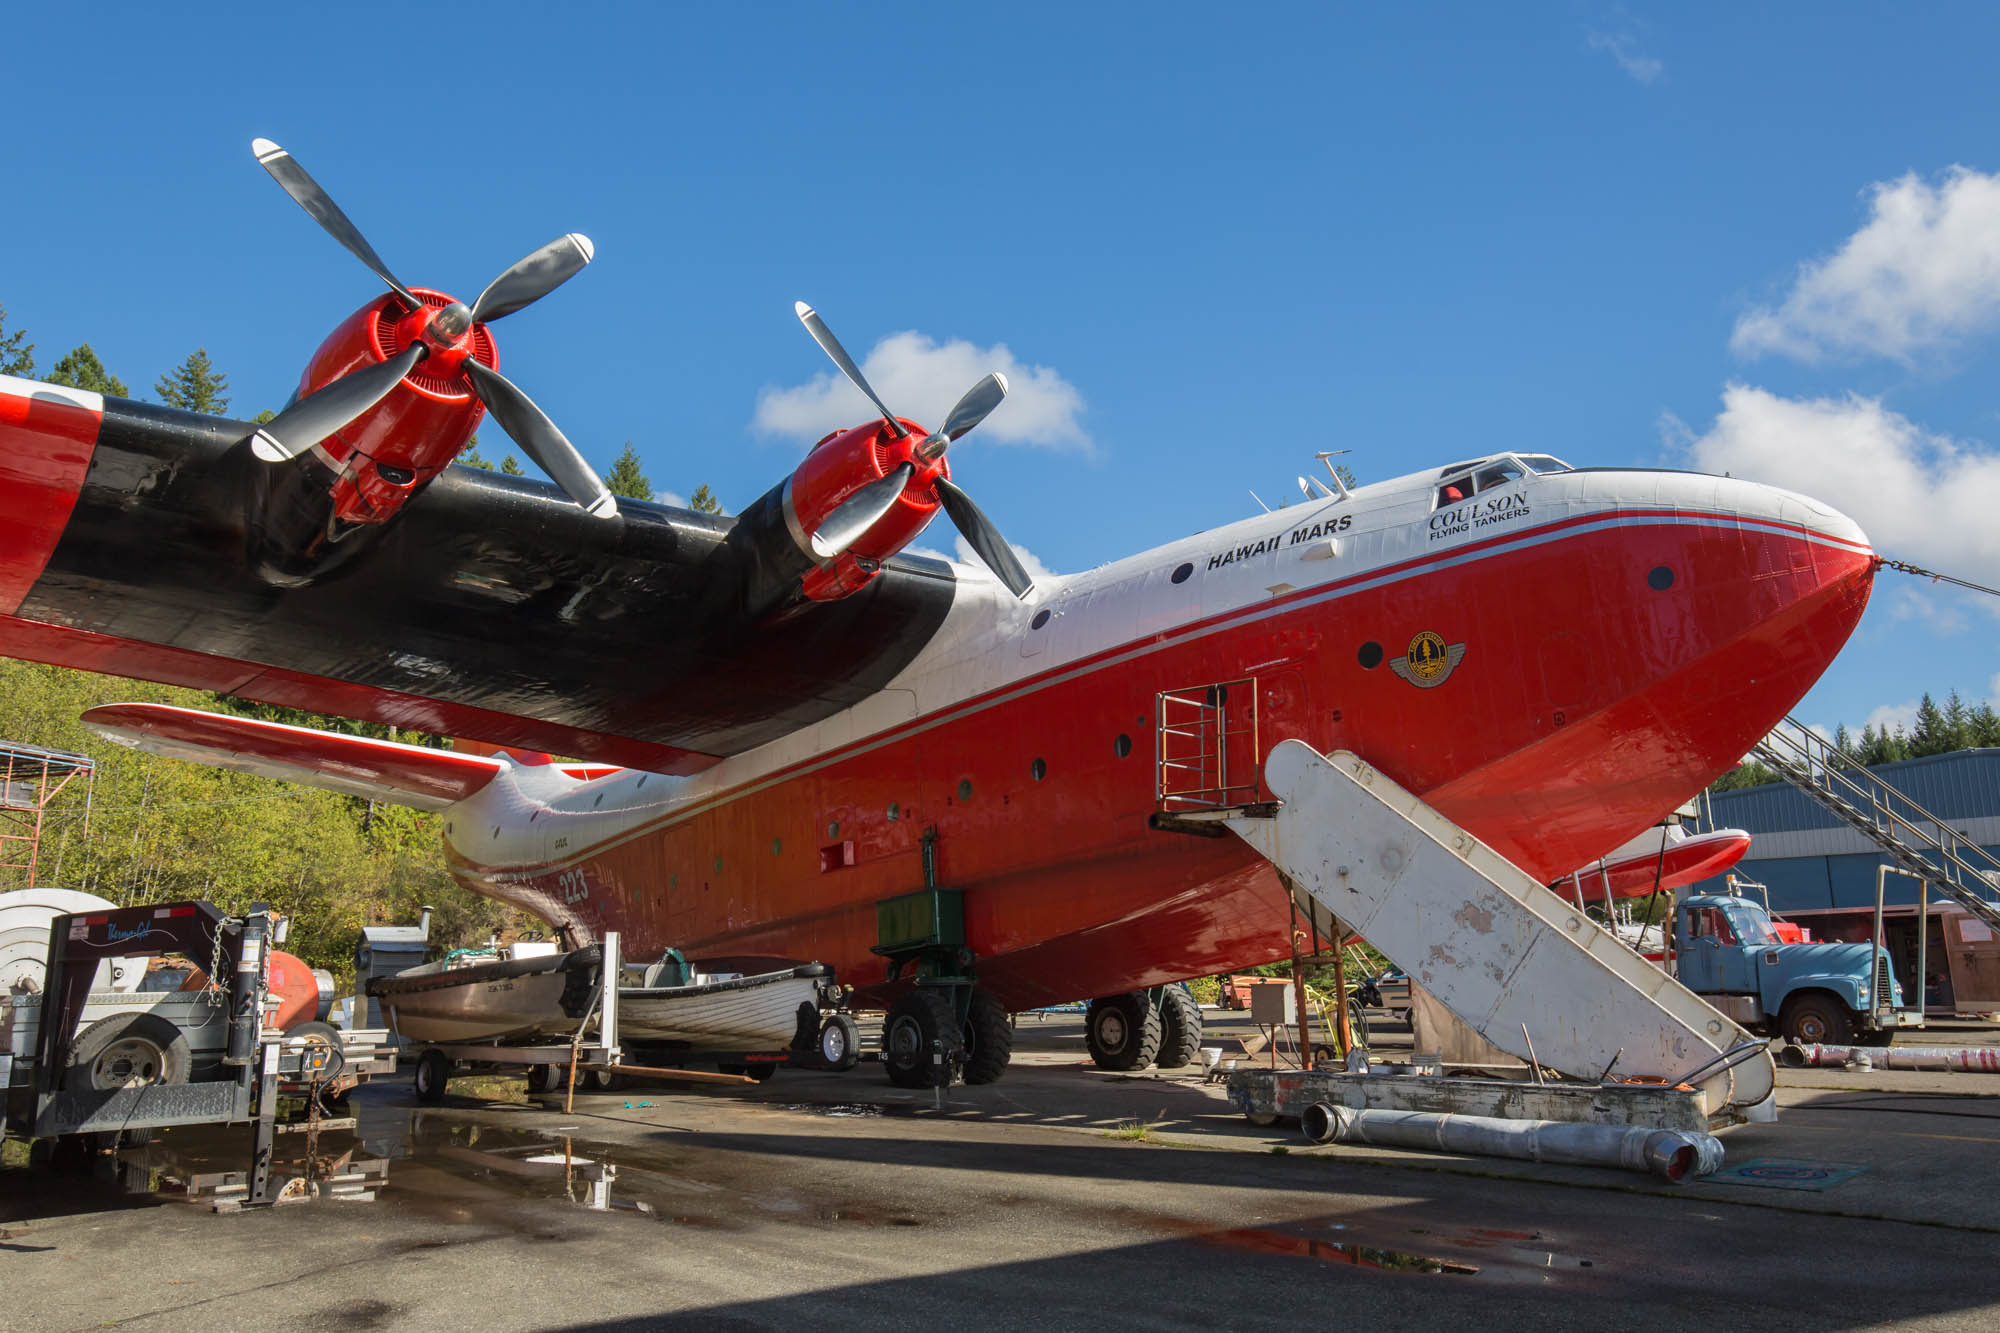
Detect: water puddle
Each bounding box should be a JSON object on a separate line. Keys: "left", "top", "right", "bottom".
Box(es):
{"left": 1201, "top": 1224, "right": 1595, "bottom": 1283}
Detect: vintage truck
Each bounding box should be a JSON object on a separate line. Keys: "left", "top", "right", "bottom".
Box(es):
{"left": 1673, "top": 889, "right": 1920, "bottom": 1045}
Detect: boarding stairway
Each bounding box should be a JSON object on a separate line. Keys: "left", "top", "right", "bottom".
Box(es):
{"left": 1752, "top": 718, "right": 2000, "bottom": 933}
{"left": 1217, "top": 742, "right": 1776, "bottom": 1120}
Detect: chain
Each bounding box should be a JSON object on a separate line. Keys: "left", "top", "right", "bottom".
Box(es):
{"left": 1880, "top": 558, "right": 2000, "bottom": 600}
{"left": 201, "top": 917, "right": 235, "bottom": 1008}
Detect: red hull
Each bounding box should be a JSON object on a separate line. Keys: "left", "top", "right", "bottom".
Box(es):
{"left": 465, "top": 514, "right": 1874, "bottom": 1010}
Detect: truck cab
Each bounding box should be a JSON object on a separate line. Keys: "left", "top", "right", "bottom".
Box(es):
{"left": 1673, "top": 891, "right": 1917, "bottom": 1046}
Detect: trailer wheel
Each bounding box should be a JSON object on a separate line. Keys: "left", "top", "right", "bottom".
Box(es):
{"left": 883, "top": 989, "right": 960, "bottom": 1089}
{"left": 68, "top": 1013, "right": 191, "bottom": 1092}
{"left": 1780, "top": 993, "right": 1853, "bottom": 1047}
{"left": 525, "top": 1063, "right": 560, "bottom": 1093}
{"left": 1085, "top": 992, "right": 1162, "bottom": 1071}
{"left": 284, "top": 1020, "right": 346, "bottom": 1086}
{"left": 818, "top": 1014, "right": 861, "bottom": 1071}
{"left": 961, "top": 989, "right": 1013, "bottom": 1085}
{"left": 413, "top": 1048, "right": 452, "bottom": 1103}
{"left": 1156, "top": 984, "right": 1203, "bottom": 1069}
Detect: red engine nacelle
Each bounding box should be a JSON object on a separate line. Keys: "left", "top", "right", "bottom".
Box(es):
{"left": 786, "top": 417, "right": 949, "bottom": 601}
{"left": 295, "top": 287, "right": 492, "bottom": 524}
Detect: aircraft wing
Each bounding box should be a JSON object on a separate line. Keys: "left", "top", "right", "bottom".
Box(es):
{"left": 1, "top": 378, "right": 958, "bottom": 771}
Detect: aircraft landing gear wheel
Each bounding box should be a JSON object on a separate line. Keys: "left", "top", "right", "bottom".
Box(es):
{"left": 1086, "top": 992, "right": 1161, "bottom": 1072}
{"left": 1156, "top": 984, "right": 1203, "bottom": 1069}
{"left": 884, "top": 989, "right": 960, "bottom": 1089}
{"left": 961, "top": 989, "right": 1013, "bottom": 1085}
{"left": 818, "top": 1014, "right": 861, "bottom": 1071}
{"left": 1781, "top": 994, "right": 1853, "bottom": 1047}
{"left": 413, "top": 1048, "right": 451, "bottom": 1104}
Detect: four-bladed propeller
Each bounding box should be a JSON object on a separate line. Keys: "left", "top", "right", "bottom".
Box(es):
{"left": 793, "top": 303, "right": 1032, "bottom": 598}
{"left": 247, "top": 138, "right": 615, "bottom": 518}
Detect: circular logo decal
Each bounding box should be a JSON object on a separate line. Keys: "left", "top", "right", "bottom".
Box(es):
{"left": 1406, "top": 631, "right": 1450, "bottom": 682}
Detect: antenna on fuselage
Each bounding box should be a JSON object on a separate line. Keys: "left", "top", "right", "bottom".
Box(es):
{"left": 1316, "top": 450, "right": 1353, "bottom": 500}
{"left": 1248, "top": 489, "right": 1272, "bottom": 513}
{"left": 1298, "top": 475, "right": 1334, "bottom": 501}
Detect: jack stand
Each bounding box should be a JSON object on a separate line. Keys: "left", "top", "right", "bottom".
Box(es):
{"left": 239, "top": 1040, "right": 283, "bottom": 1211}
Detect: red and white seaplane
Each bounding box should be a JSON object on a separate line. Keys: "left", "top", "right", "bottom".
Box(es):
{"left": 0, "top": 142, "right": 1877, "bottom": 1087}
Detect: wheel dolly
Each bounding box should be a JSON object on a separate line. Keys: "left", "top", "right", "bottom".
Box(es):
{"left": 2, "top": 899, "right": 368, "bottom": 1209}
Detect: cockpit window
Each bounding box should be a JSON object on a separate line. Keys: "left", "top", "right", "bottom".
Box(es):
{"left": 1438, "top": 460, "right": 1482, "bottom": 478}
{"left": 1517, "top": 454, "right": 1570, "bottom": 474}
{"left": 1434, "top": 457, "right": 1528, "bottom": 509}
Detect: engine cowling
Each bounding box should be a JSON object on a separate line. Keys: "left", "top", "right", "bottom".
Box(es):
{"left": 784, "top": 417, "right": 947, "bottom": 601}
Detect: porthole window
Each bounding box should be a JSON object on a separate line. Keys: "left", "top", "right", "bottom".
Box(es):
{"left": 1171, "top": 562, "right": 1193, "bottom": 584}
{"left": 1114, "top": 734, "right": 1133, "bottom": 758}
{"left": 1647, "top": 565, "right": 1675, "bottom": 591}
{"left": 958, "top": 779, "right": 973, "bottom": 802}
{"left": 827, "top": 820, "right": 840, "bottom": 839}
{"left": 887, "top": 801, "right": 900, "bottom": 822}
{"left": 1031, "top": 609, "right": 1051, "bottom": 630}
{"left": 1358, "top": 641, "right": 1384, "bottom": 669}
{"left": 1030, "top": 758, "right": 1047, "bottom": 782}
{"left": 771, "top": 837, "right": 783, "bottom": 857}
{"left": 712, "top": 856, "right": 724, "bottom": 874}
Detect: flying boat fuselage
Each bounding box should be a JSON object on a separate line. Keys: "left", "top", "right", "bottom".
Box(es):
{"left": 443, "top": 453, "right": 1874, "bottom": 1009}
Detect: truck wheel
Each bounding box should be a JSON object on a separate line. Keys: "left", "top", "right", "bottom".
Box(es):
{"left": 68, "top": 1013, "right": 192, "bottom": 1092}
{"left": 961, "top": 989, "right": 1013, "bottom": 1085}
{"left": 883, "top": 990, "right": 960, "bottom": 1089}
{"left": 1781, "top": 994, "right": 1853, "bottom": 1047}
{"left": 1156, "top": 984, "right": 1203, "bottom": 1069}
{"left": 413, "top": 1048, "right": 452, "bottom": 1103}
{"left": 1086, "top": 992, "right": 1162, "bottom": 1071}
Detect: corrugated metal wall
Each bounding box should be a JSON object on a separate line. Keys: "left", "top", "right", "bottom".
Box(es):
{"left": 1692, "top": 749, "right": 2000, "bottom": 914}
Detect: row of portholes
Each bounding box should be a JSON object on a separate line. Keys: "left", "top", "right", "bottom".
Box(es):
{"left": 1353, "top": 566, "right": 1678, "bottom": 670}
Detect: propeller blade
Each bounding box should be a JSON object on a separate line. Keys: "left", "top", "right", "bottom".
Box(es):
{"left": 252, "top": 138, "right": 420, "bottom": 311}
{"left": 250, "top": 344, "right": 426, "bottom": 462}
{"left": 934, "top": 475, "right": 1033, "bottom": 598}
{"left": 471, "top": 233, "right": 596, "bottom": 324}
{"left": 794, "top": 301, "right": 907, "bottom": 438}
{"left": 463, "top": 359, "right": 618, "bottom": 518}
{"left": 811, "top": 462, "right": 914, "bottom": 560}
{"left": 940, "top": 372, "right": 1010, "bottom": 443}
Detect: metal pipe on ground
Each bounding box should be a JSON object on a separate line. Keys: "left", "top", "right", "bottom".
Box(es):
{"left": 1781, "top": 1043, "right": 2000, "bottom": 1073}
{"left": 1297, "top": 1103, "right": 1724, "bottom": 1183}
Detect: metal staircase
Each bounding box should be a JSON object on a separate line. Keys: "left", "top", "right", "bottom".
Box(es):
{"left": 1752, "top": 718, "right": 2000, "bottom": 932}
{"left": 1227, "top": 742, "right": 1776, "bottom": 1121}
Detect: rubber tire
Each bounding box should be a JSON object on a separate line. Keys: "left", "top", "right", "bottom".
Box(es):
{"left": 818, "top": 1014, "right": 861, "bottom": 1072}
{"left": 1781, "top": 993, "right": 1854, "bottom": 1047}
{"left": 1085, "top": 992, "right": 1162, "bottom": 1072}
{"left": 1346, "top": 999, "right": 1372, "bottom": 1053}
{"left": 284, "top": 1019, "right": 346, "bottom": 1085}
{"left": 961, "top": 990, "right": 1014, "bottom": 1085}
{"left": 525, "top": 1063, "right": 560, "bottom": 1094}
{"left": 720, "top": 1063, "right": 778, "bottom": 1083}
{"left": 883, "top": 989, "right": 960, "bottom": 1089}
{"left": 413, "top": 1048, "right": 451, "bottom": 1104}
{"left": 68, "top": 1012, "right": 192, "bottom": 1091}
{"left": 1156, "top": 984, "right": 1203, "bottom": 1069}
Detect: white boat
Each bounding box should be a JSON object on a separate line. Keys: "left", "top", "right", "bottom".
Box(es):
{"left": 369, "top": 943, "right": 599, "bottom": 1044}
{"left": 618, "top": 963, "right": 836, "bottom": 1052}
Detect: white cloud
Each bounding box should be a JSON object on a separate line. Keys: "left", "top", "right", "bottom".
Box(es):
{"left": 1587, "top": 30, "right": 1662, "bottom": 84}
{"left": 753, "top": 330, "right": 1089, "bottom": 452}
{"left": 1732, "top": 166, "right": 2000, "bottom": 364}
{"left": 653, "top": 489, "right": 687, "bottom": 509}
{"left": 1865, "top": 700, "right": 1919, "bottom": 737}
{"left": 952, "top": 534, "right": 1056, "bottom": 585}
{"left": 1671, "top": 383, "right": 2000, "bottom": 596}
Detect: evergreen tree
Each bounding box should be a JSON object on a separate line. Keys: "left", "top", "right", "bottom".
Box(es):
{"left": 1971, "top": 703, "right": 2000, "bottom": 748}
{"left": 251, "top": 409, "right": 276, "bottom": 425}
{"left": 500, "top": 455, "right": 525, "bottom": 476}
{"left": 459, "top": 433, "right": 492, "bottom": 469}
{"left": 45, "top": 343, "right": 128, "bottom": 397}
{"left": 1943, "top": 690, "right": 1970, "bottom": 752}
{"left": 0, "top": 303, "right": 33, "bottom": 377}
{"left": 1833, "top": 723, "right": 1852, "bottom": 756}
{"left": 1909, "top": 695, "right": 1947, "bottom": 758}
{"left": 689, "top": 483, "right": 721, "bottom": 513}
{"left": 604, "top": 443, "right": 652, "bottom": 500}
{"left": 155, "top": 348, "right": 230, "bottom": 414}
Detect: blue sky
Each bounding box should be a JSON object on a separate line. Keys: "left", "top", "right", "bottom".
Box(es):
{"left": 4, "top": 3, "right": 1997, "bottom": 741}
